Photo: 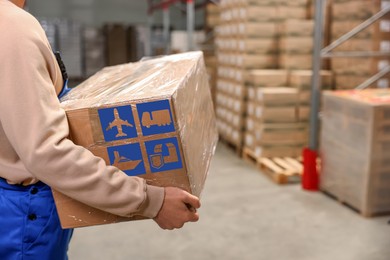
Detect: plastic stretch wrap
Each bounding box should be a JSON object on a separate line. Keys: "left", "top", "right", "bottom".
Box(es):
{"left": 55, "top": 51, "right": 218, "bottom": 227}
{"left": 320, "top": 89, "right": 390, "bottom": 216}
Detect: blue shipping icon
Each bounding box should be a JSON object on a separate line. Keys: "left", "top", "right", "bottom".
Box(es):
{"left": 107, "top": 143, "right": 146, "bottom": 176}
{"left": 98, "top": 105, "right": 137, "bottom": 142}
{"left": 136, "top": 100, "right": 175, "bottom": 136}
{"left": 145, "top": 137, "right": 183, "bottom": 173}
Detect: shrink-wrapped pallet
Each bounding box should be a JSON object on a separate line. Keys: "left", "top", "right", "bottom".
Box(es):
{"left": 321, "top": 89, "right": 390, "bottom": 216}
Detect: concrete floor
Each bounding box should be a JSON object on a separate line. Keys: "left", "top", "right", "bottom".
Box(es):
{"left": 68, "top": 143, "right": 390, "bottom": 260}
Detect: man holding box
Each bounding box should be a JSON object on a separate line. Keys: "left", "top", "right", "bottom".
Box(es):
{"left": 0, "top": 0, "right": 201, "bottom": 259}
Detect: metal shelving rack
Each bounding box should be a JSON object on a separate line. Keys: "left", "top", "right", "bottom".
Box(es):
{"left": 305, "top": 0, "right": 390, "bottom": 189}
{"left": 146, "top": 0, "right": 216, "bottom": 55}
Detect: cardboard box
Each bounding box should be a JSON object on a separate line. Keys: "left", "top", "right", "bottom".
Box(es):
{"left": 331, "top": 58, "right": 373, "bottom": 75}
{"left": 251, "top": 103, "right": 297, "bottom": 123}
{"left": 252, "top": 87, "right": 299, "bottom": 105}
{"left": 236, "top": 54, "right": 278, "bottom": 69}
{"left": 239, "top": 6, "right": 279, "bottom": 22}
{"left": 246, "top": 120, "right": 308, "bottom": 145}
{"left": 320, "top": 89, "right": 390, "bottom": 216}
{"left": 248, "top": 69, "right": 289, "bottom": 87}
{"left": 290, "top": 70, "right": 333, "bottom": 90}
{"left": 281, "top": 0, "right": 308, "bottom": 7}
{"left": 278, "top": 6, "right": 308, "bottom": 20}
{"left": 237, "top": 22, "right": 278, "bottom": 37}
{"left": 237, "top": 38, "right": 278, "bottom": 54}
{"left": 334, "top": 73, "right": 375, "bottom": 89}
{"left": 54, "top": 52, "right": 218, "bottom": 228}
{"left": 279, "top": 19, "right": 314, "bottom": 37}
{"left": 237, "top": 0, "right": 283, "bottom": 6}
{"left": 331, "top": 20, "right": 375, "bottom": 39}
{"left": 253, "top": 144, "right": 304, "bottom": 157}
{"left": 279, "top": 54, "right": 313, "bottom": 70}
{"left": 279, "top": 36, "right": 313, "bottom": 54}
{"left": 332, "top": 1, "right": 378, "bottom": 21}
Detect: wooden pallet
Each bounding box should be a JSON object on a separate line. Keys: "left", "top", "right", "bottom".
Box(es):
{"left": 258, "top": 157, "right": 302, "bottom": 184}
{"left": 242, "top": 147, "right": 258, "bottom": 165}
{"left": 242, "top": 147, "right": 303, "bottom": 184}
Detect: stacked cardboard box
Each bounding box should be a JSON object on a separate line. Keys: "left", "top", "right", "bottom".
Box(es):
{"left": 243, "top": 69, "right": 333, "bottom": 157}
{"left": 204, "top": 3, "right": 221, "bottom": 107}
{"left": 215, "top": 0, "right": 281, "bottom": 149}
{"left": 290, "top": 70, "right": 334, "bottom": 120}
{"left": 206, "top": 2, "right": 221, "bottom": 28}
{"left": 320, "top": 89, "right": 390, "bottom": 216}
{"left": 330, "top": 0, "right": 390, "bottom": 89}
{"left": 278, "top": 4, "right": 314, "bottom": 70}
{"left": 245, "top": 70, "right": 307, "bottom": 157}
{"left": 279, "top": 19, "right": 314, "bottom": 70}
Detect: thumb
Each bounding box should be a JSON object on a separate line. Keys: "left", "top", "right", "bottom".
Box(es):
{"left": 182, "top": 192, "right": 201, "bottom": 209}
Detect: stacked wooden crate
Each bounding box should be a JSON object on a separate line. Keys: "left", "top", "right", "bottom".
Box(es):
{"left": 215, "top": 0, "right": 280, "bottom": 151}
{"left": 320, "top": 89, "right": 390, "bottom": 216}
{"left": 330, "top": 0, "right": 390, "bottom": 89}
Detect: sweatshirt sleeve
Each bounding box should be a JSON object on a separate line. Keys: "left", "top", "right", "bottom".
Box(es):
{"left": 0, "top": 10, "right": 164, "bottom": 218}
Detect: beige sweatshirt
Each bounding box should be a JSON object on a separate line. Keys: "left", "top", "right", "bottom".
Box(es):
{"left": 0, "top": 0, "right": 164, "bottom": 219}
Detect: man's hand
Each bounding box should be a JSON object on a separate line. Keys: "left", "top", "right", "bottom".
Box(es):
{"left": 153, "top": 187, "right": 201, "bottom": 230}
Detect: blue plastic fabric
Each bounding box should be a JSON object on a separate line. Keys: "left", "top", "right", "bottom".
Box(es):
{"left": 0, "top": 178, "right": 73, "bottom": 260}
{"left": 57, "top": 79, "right": 71, "bottom": 99}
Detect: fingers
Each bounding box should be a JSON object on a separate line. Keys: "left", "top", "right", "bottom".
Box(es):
{"left": 153, "top": 187, "right": 201, "bottom": 230}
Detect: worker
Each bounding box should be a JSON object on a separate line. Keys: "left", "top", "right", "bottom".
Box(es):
{"left": 0, "top": 0, "right": 201, "bottom": 259}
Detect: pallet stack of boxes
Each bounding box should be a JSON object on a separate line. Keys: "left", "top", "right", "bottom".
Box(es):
{"left": 330, "top": 0, "right": 390, "bottom": 89}
{"left": 320, "top": 89, "right": 390, "bottom": 216}
{"left": 244, "top": 70, "right": 333, "bottom": 159}
{"left": 289, "top": 70, "right": 334, "bottom": 127}
{"left": 278, "top": 1, "right": 313, "bottom": 70}
{"left": 215, "top": 0, "right": 280, "bottom": 151}
{"left": 215, "top": 0, "right": 337, "bottom": 172}
{"left": 204, "top": 3, "right": 221, "bottom": 106}
{"left": 245, "top": 70, "right": 303, "bottom": 158}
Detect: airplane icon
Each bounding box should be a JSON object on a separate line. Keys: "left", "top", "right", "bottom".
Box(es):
{"left": 112, "top": 150, "right": 141, "bottom": 170}
{"left": 106, "top": 108, "right": 133, "bottom": 137}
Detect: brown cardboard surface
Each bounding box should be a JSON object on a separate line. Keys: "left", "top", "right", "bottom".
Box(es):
{"left": 290, "top": 70, "right": 333, "bottom": 90}
{"left": 279, "top": 36, "right": 313, "bottom": 54}
{"left": 279, "top": 19, "right": 314, "bottom": 37}
{"left": 248, "top": 70, "right": 289, "bottom": 87}
{"left": 56, "top": 52, "right": 218, "bottom": 228}
{"left": 237, "top": 22, "right": 278, "bottom": 37}
{"left": 237, "top": 38, "right": 278, "bottom": 54}
{"left": 240, "top": 6, "right": 279, "bottom": 22}
{"left": 254, "top": 87, "right": 299, "bottom": 105}
{"left": 332, "top": 1, "right": 379, "bottom": 21}
{"left": 278, "top": 6, "right": 308, "bottom": 20}
{"left": 279, "top": 54, "right": 313, "bottom": 70}
{"left": 237, "top": 54, "right": 278, "bottom": 69}
{"left": 320, "top": 89, "right": 390, "bottom": 216}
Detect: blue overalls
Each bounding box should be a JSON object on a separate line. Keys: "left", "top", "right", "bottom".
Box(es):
{"left": 0, "top": 52, "right": 73, "bottom": 260}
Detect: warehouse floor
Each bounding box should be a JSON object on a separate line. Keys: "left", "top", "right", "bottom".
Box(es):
{"left": 68, "top": 143, "right": 390, "bottom": 260}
